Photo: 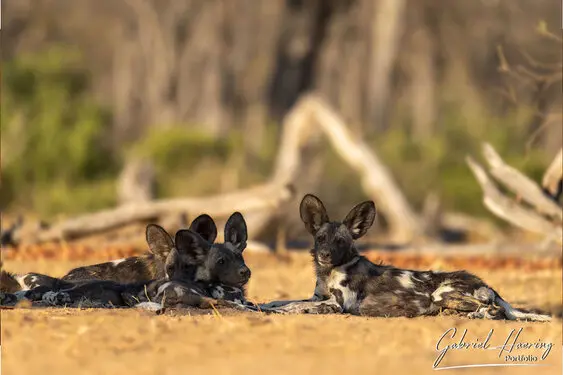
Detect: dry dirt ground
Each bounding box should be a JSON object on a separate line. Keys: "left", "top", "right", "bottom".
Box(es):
{"left": 1, "top": 252, "right": 562, "bottom": 375}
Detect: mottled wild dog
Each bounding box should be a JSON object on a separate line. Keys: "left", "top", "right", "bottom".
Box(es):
{"left": 263, "top": 194, "right": 550, "bottom": 321}
{"left": 37, "top": 213, "right": 253, "bottom": 310}
{"left": 2, "top": 214, "right": 219, "bottom": 293}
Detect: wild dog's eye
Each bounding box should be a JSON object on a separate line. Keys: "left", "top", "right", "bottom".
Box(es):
{"left": 317, "top": 233, "right": 327, "bottom": 242}
{"left": 218, "top": 258, "right": 225, "bottom": 265}
{"left": 336, "top": 237, "right": 346, "bottom": 247}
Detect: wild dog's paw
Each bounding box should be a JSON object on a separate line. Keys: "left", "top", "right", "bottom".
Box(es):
{"left": 316, "top": 302, "right": 343, "bottom": 314}
{"left": 467, "top": 310, "right": 483, "bottom": 319}
{"left": 439, "top": 308, "right": 459, "bottom": 316}
{"left": 135, "top": 302, "right": 165, "bottom": 314}
{"left": 468, "top": 306, "right": 503, "bottom": 320}
{"left": 0, "top": 292, "right": 18, "bottom": 306}
{"left": 42, "top": 291, "right": 71, "bottom": 306}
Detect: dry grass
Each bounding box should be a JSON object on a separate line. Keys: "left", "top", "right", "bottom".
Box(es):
{"left": 1, "top": 253, "right": 562, "bottom": 375}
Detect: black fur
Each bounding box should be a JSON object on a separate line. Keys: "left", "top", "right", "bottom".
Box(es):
{"left": 23, "top": 213, "right": 255, "bottom": 311}
{"left": 261, "top": 194, "right": 550, "bottom": 321}
{"left": 1, "top": 214, "right": 219, "bottom": 294}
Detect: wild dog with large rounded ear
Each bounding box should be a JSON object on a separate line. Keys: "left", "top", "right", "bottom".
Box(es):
{"left": 299, "top": 194, "right": 330, "bottom": 235}
{"left": 146, "top": 224, "right": 175, "bottom": 262}
{"left": 224, "top": 212, "right": 247, "bottom": 252}
{"left": 343, "top": 201, "right": 376, "bottom": 239}
{"left": 189, "top": 214, "right": 218, "bottom": 244}
{"left": 174, "top": 229, "right": 211, "bottom": 265}
{"left": 164, "top": 229, "right": 212, "bottom": 280}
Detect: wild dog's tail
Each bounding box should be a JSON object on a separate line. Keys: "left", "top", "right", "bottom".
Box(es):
{"left": 494, "top": 294, "right": 551, "bottom": 322}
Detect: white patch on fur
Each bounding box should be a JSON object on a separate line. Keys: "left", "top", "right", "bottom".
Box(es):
{"left": 414, "top": 291, "right": 429, "bottom": 297}
{"left": 173, "top": 286, "right": 185, "bottom": 297}
{"left": 211, "top": 286, "right": 225, "bottom": 299}
{"left": 327, "top": 269, "right": 357, "bottom": 312}
{"left": 431, "top": 283, "right": 455, "bottom": 302}
{"left": 111, "top": 258, "right": 127, "bottom": 266}
{"left": 473, "top": 287, "right": 494, "bottom": 303}
{"left": 156, "top": 281, "right": 173, "bottom": 298}
{"left": 15, "top": 275, "right": 30, "bottom": 291}
{"left": 397, "top": 271, "right": 415, "bottom": 289}
{"left": 495, "top": 296, "right": 551, "bottom": 322}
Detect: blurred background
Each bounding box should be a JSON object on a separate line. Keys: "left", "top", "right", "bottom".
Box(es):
{"left": 1, "top": 0, "right": 561, "bottom": 247}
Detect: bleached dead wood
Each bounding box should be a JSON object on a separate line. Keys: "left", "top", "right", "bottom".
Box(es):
{"left": 466, "top": 144, "right": 562, "bottom": 244}
{"left": 14, "top": 184, "right": 294, "bottom": 245}
{"left": 307, "top": 96, "right": 421, "bottom": 242}
{"left": 481, "top": 143, "right": 562, "bottom": 220}
{"left": 542, "top": 148, "right": 563, "bottom": 201}
{"left": 11, "top": 94, "right": 420, "bottom": 245}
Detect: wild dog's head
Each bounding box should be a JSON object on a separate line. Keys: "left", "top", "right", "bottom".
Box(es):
{"left": 174, "top": 212, "right": 251, "bottom": 288}
{"left": 145, "top": 214, "right": 218, "bottom": 279}
{"left": 300, "top": 194, "right": 376, "bottom": 269}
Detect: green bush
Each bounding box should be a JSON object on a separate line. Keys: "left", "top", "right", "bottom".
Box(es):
{"left": 369, "top": 103, "right": 549, "bottom": 217}
{"left": 127, "top": 127, "right": 235, "bottom": 197}
{"left": 1, "top": 46, "right": 116, "bottom": 216}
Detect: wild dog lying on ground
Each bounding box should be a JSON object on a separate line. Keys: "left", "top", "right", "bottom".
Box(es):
{"left": 1, "top": 214, "right": 219, "bottom": 293}
{"left": 261, "top": 194, "right": 551, "bottom": 321}
{"left": 1, "top": 213, "right": 256, "bottom": 312}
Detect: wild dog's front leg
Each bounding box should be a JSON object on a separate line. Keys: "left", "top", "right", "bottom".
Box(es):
{"left": 157, "top": 283, "right": 253, "bottom": 311}
{"left": 260, "top": 278, "right": 330, "bottom": 309}
{"left": 260, "top": 296, "right": 342, "bottom": 315}
{"left": 311, "top": 278, "right": 330, "bottom": 301}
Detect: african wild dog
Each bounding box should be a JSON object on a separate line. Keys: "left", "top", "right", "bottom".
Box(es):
{"left": 261, "top": 194, "right": 551, "bottom": 321}
{"left": 1, "top": 214, "right": 219, "bottom": 294}
{"left": 33, "top": 212, "right": 254, "bottom": 311}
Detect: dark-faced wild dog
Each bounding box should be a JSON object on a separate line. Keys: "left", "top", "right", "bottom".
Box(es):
{"left": 22, "top": 213, "right": 253, "bottom": 310}
{"left": 1, "top": 214, "right": 219, "bottom": 294}
{"left": 262, "top": 194, "right": 551, "bottom": 321}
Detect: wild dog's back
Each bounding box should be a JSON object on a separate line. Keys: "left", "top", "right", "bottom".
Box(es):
{"left": 61, "top": 214, "right": 219, "bottom": 284}
{"left": 61, "top": 255, "right": 160, "bottom": 283}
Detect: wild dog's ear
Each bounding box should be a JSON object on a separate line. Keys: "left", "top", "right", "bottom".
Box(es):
{"left": 189, "top": 214, "right": 218, "bottom": 244}
{"left": 175, "top": 229, "right": 211, "bottom": 264}
{"left": 300, "top": 194, "right": 329, "bottom": 235}
{"left": 224, "top": 212, "right": 247, "bottom": 252}
{"left": 343, "top": 201, "right": 376, "bottom": 239}
{"left": 163, "top": 248, "right": 181, "bottom": 280}
{"left": 146, "top": 224, "right": 175, "bottom": 261}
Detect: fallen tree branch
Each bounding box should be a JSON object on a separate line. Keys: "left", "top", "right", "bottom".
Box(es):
{"left": 481, "top": 143, "right": 562, "bottom": 220}
{"left": 15, "top": 183, "right": 294, "bottom": 244}
{"left": 466, "top": 156, "right": 561, "bottom": 243}
{"left": 308, "top": 96, "right": 421, "bottom": 242}
{"left": 542, "top": 148, "right": 563, "bottom": 201}
{"left": 9, "top": 94, "right": 420, "bottom": 245}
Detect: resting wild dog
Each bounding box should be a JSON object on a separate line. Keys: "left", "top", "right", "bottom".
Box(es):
{"left": 1, "top": 214, "right": 219, "bottom": 294}
{"left": 27, "top": 213, "right": 253, "bottom": 310}
{"left": 262, "top": 194, "right": 551, "bottom": 321}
